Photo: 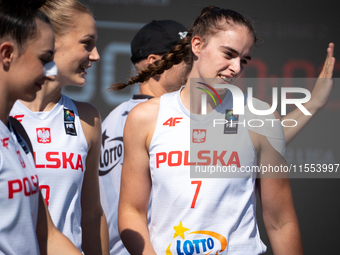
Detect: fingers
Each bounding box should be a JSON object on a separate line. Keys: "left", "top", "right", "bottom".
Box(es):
{"left": 326, "top": 43, "right": 334, "bottom": 67}
{"left": 326, "top": 42, "right": 335, "bottom": 77}
{"left": 327, "top": 42, "right": 335, "bottom": 57}
{"left": 320, "top": 42, "right": 335, "bottom": 78}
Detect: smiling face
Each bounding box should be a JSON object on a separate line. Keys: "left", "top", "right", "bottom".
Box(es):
{"left": 8, "top": 19, "right": 55, "bottom": 102}
{"left": 190, "top": 23, "right": 254, "bottom": 86}
{"left": 53, "top": 12, "right": 100, "bottom": 87}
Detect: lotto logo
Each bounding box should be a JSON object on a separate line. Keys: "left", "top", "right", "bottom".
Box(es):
{"left": 36, "top": 128, "right": 51, "bottom": 144}
{"left": 166, "top": 222, "right": 227, "bottom": 254}
{"left": 163, "top": 117, "right": 183, "bottom": 127}
{"left": 192, "top": 129, "right": 206, "bottom": 143}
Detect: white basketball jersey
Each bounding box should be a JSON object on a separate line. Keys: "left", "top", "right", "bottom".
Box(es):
{"left": 99, "top": 96, "right": 150, "bottom": 255}
{"left": 10, "top": 94, "right": 88, "bottom": 252}
{"left": 148, "top": 90, "right": 267, "bottom": 254}
{"left": 0, "top": 120, "right": 40, "bottom": 254}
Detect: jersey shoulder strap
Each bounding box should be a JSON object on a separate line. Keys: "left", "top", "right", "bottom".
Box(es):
{"left": 9, "top": 116, "right": 34, "bottom": 157}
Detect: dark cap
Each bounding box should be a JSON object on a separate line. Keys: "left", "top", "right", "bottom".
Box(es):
{"left": 130, "top": 20, "right": 188, "bottom": 63}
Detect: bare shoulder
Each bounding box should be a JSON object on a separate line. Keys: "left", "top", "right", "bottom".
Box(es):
{"left": 248, "top": 109, "right": 283, "bottom": 154}
{"left": 72, "top": 100, "right": 101, "bottom": 124}
{"left": 127, "top": 97, "right": 160, "bottom": 125}
{"left": 125, "top": 97, "right": 161, "bottom": 148}
{"left": 72, "top": 100, "right": 101, "bottom": 148}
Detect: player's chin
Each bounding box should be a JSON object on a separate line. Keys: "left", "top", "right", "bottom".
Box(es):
{"left": 72, "top": 75, "right": 87, "bottom": 87}
{"left": 22, "top": 90, "right": 38, "bottom": 102}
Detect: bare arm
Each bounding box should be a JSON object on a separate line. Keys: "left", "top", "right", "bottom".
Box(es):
{"left": 36, "top": 190, "right": 83, "bottom": 255}
{"left": 75, "top": 101, "right": 109, "bottom": 255}
{"left": 250, "top": 124, "right": 303, "bottom": 254}
{"left": 283, "top": 43, "right": 335, "bottom": 145}
{"left": 258, "top": 177, "right": 303, "bottom": 254}
{"left": 118, "top": 99, "right": 159, "bottom": 255}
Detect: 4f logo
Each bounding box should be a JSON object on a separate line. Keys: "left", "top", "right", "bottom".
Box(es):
{"left": 12, "top": 114, "right": 24, "bottom": 122}
{"left": 1, "top": 137, "right": 9, "bottom": 149}
{"left": 163, "top": 117, "right": 183, "bottom": 127}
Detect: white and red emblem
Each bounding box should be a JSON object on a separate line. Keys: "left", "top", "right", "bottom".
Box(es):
{"left": 192, "top": 129, "right": 206, "bottom": 143}
{"left": 36, "top": 128, "right": 51, "bottom": 144}
{"left": 17, "top": 150, "right": 26, "bottom": 168}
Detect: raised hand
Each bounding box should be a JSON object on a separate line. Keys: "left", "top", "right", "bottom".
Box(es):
{"left": 309, "top": 43, "right": 335, "bottom": 112}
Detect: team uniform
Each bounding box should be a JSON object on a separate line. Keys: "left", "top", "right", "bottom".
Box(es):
{"left": 10, "top": 94, "right": 88, "bottom": 252}
{"left": 148, "top": 89, "right": 284, "bottom": 254}
{"left": 99, "top": 95, "right": 152, "bottom": 255}
{"left": 0, "top": 119, "right": 40, "bottom": 254}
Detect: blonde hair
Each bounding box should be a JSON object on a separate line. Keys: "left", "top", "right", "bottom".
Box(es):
{"left": 40, "top": 0, "right": 91, "bottom": 36}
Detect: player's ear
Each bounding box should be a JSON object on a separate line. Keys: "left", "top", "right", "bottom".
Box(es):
{"left": 147, "top": 54, "right": 162, "bottom": 64}
{"left": 191, "top": 35, "right": 203, "bottom": 58}
{"left": 0, "top": 41, "right": 14, "bottom": 69}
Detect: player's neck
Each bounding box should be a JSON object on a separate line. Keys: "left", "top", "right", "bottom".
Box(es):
{"left": 0, "top": 107, "right": 10, "bottom": 127}
{"left": 19, "top": 85, "right": 62, "bottom": 112}
{"left": 0, "top": 81, "right": 15, "bottom": 125}
{"left": 139, "top": 78, "right": 166, "bottom": 97}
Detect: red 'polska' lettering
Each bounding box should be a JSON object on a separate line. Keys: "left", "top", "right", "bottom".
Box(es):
{"left": 8, "top": 175, "right": 39, "bottom": 199}
{"left": 46, "top": 152, "right": 60, "bottom": 168}
{"left": 34, "top": 152, "right": 84, "bottom": 171}
{"left": 62, "top": 152, "right": 74, "bottom": 169}
{"left": 156, "top": 150, "right": 240, "bottom": 168}
{"left": 156, "top": 152, "right": 167, "bottom": 168}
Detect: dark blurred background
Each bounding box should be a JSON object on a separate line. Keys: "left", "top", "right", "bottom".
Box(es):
{"left": 64, "top": 0, "right": 340, "bottom": 253}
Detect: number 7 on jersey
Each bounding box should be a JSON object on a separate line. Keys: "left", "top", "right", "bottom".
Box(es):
{"left": 191, "top": 180, "right": 202, "bottom": 208}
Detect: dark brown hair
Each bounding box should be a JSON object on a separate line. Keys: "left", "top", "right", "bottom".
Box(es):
{"left": 109, "top": 6, "right": 258, "bottom": 91}
{"left": 0, "top": 0, "right": 51, "bottom": 49}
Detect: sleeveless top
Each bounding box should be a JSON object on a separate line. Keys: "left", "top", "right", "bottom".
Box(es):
{"left": 99, "top": 97, "right": 149, "bottom": 255}
{"left": 10, "top": 94, "right": 88, "bottom": 252}
{"left": 148, "top": 89, "right": 268, "bottom": 254}
{"left": 0, "top": 120, "right": 39, "bottom": 254}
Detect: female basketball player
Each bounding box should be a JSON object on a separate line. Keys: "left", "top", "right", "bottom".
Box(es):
{"left": 0, "top": 1, "right": 82, "bottom": 254}
{"left": 10, "top": 0, "right": 109, "bottom": 254}
{"left": 118, "top": 6, "right": 305, "bottom": 254}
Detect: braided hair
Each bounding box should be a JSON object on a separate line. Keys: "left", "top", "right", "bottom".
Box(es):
{"left": 110, "top": 6, "right": 258, "bottom": 91}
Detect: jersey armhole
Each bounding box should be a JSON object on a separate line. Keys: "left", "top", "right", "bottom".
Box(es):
{"left": 9, "top": 116, "right": 34, "bottom": 158}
